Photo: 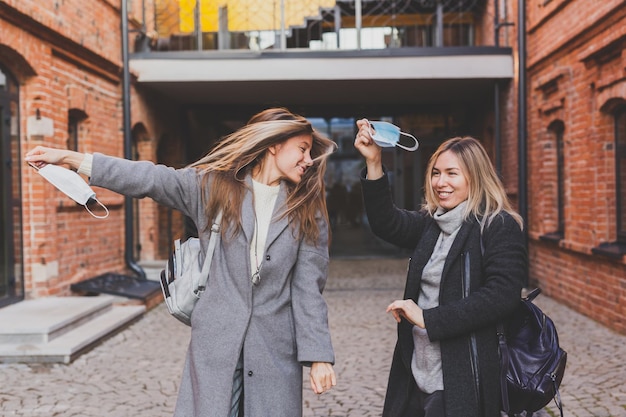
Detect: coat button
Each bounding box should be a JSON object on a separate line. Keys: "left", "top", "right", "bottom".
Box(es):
{"left": 266, "top": 255, "right": 270, "bottom": 261}
{"left": 248, "top": 371, "right": 253, "bottom": 376}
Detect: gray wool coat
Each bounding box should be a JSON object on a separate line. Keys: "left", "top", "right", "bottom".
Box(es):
{"left": 90, "top": 153, "right": 335, "bottom": 417}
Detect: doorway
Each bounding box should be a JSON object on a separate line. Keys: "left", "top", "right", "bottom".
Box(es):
{"left": 0, "top": 65, "right": 24, "bottom": 307}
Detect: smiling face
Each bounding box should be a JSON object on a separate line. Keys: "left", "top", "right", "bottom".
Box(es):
{"left": 265, "top": 133, "right": 314, "bottom": 185}
{"left": 430, "top": 150, "right": 469, "bottom": 211}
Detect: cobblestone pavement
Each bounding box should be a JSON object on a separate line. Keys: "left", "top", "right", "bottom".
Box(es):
{"left": 1, "top": 258, "right": 625, "bottom": 417}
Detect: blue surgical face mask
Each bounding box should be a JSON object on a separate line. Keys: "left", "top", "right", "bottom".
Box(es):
{"left": 368, "top": 120, "right": 419, "bottom": 151}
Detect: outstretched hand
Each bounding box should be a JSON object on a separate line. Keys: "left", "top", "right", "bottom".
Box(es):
{"left": 386, "top": 299, "right": 425, "bottom": 328}
{"left": 25, "top": 146, "right": 85, "bottom": 170}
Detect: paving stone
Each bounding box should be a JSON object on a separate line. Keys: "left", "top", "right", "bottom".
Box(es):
{"left": 1, "top": 258, "right": 625, "bottom": 416}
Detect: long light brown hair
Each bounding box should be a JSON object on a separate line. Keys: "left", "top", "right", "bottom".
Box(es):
{"left": 423, "top": 136, "right": 524, "bottom": 230}
{"left": 190, "top": 108, "right": 336, "bottom": 244}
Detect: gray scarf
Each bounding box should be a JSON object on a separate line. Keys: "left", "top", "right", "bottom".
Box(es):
{"left": 411, "top": 201, "right": 467, "bottom": 394}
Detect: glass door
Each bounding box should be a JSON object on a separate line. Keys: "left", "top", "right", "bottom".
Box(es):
{"left": 0, "top": 65, "right": 24, "bottom": 307}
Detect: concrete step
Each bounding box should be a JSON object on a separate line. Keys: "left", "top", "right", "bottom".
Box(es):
{"left": 0, "top": 296, "right": 145, "bottom": 364}
{"left": 0, "top": 296, "right": 116, "bottom": 344}
{"left": 138, "top": 259, "right": 167, "bottom": 282}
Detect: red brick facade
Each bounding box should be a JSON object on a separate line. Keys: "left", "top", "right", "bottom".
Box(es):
{"left": 525, "top": 0, "right": 626, "bottom": 333}
{"left": 0, "top": 0, "right": 183, "bottom": 298}
{"left": 2, "top": 0, "right": 625, "bottom": 335}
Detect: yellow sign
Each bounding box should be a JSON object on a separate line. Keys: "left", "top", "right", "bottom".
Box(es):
{"left": 179, "top": 0, "right": 335, "bottom": 33}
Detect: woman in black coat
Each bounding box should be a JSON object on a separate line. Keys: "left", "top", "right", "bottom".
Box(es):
{"left": 354, "top": 121, "right": 527, "bottom": 417}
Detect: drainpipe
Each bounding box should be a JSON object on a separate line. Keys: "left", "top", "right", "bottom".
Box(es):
{"left": 494, "top": 82, "right": 501, "bottom": 175}
{"left": 518, "top": 0, "right": 529, "bottom": 284}
{"left": 517, "top": 0, "right": 528, "bottom": 227}
{"left": 494, "top": 0, "right": 501, "bottom": 174}
{"left": 494, "top": 0, "right": 515, "bottom": 175}
{"left": 121, "top": 0, "right": 147, "bottom": 280}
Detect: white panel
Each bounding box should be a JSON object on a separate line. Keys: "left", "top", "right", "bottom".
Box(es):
{"left": 130, "top": 54, "right": 514, "bottom": 83}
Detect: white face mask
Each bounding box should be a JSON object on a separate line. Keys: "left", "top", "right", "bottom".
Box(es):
{"left": 31, "top": 163, "right": 109, "bottom": 219}
{"left": 367, "top": 120, "right": 419, "bottom": 151}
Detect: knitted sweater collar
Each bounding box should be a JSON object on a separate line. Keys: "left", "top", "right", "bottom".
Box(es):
{"left": 434, "top": 201, "right": 467, "bottom": 235}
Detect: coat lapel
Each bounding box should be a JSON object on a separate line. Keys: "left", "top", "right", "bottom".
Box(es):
{"left": 440, "top": 220, "right": 475, "bottom": 282}
{"left": 404, "top": 220, "right": 440, "bottom": 300}
{"left": 241, "top": 177, "right": 256, "bottom": 243}
{"left": 264, "top": 181, "right": 290, "bottom": 250}
{"left": 404, "top": 218, "right": 477, "bottom": 299}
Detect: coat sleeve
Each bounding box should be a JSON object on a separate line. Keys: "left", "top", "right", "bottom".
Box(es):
{"left": 89, "top": 153, "right": 203, "bottom": 219}
{"left": 360, "top": 168, "right": 426, "bottom": 249}
{"left": 290, "top": 215, "right": 335, "bottom": 366}
{"left": 423, "top": 214, "right": 527, "bottom": 340}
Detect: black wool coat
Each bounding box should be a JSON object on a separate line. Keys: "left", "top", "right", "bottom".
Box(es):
{"left": 360, "top": 172, "right": 527, "bottom": 417}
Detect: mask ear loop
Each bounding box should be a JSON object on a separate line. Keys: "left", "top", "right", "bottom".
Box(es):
{"left": 396, "top": 132, "right": 419, "bottom": 152}
{"left": 84, "top": 198, "right": 109, "bottom": 219}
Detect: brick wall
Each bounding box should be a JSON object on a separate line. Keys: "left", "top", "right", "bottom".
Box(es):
{"left": 5, "top": 0, "right": 625, "bottom": 336}
{"left": 0, "top": 0, "right": 179, "bottom": 298}
{"left": 526, "top": 0, "right": 626, "bottom": 334}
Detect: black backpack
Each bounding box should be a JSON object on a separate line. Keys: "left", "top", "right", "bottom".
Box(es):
{"left": 498, "top": 288, "right": 567, "bottom": 417}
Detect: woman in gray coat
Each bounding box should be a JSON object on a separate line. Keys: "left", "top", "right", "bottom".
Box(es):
{"left": 354, "top": 122, "right": 527, "bottom": 417}
{"left": 26, "top": 108, "right": 337, "bottom": 417}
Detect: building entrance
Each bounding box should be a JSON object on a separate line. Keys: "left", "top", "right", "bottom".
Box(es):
{"left": 0, "top": 65, "right": 24, "bottom": 307}
{"left": 173, "top": 107, "right": 474, "bottom": 259}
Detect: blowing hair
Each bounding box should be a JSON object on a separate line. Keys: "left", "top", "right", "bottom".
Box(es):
{"left": 423, "top": 136, "right": 524, "bottom": 230}
{"left": 190, "top": 108, "right": 336, "bottom": 244}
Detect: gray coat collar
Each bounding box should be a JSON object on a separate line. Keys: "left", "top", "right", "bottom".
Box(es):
{"left": 404, "top": 218, "right": 476, "bottom": 300}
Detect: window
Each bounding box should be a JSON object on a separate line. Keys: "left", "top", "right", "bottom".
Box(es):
{"left": 67, "top": 109, "right": 87, "bottom": 151}
{"left": 540, "top": 121, "right": 565, "bottom": 242}
{"left": 616, "top": 106, "right": 626, "bottom": 242}
{"left": 0, "top": 64, "right": 24, "bottom": 307}
{"left": 592, "top": 104, "right": 626, "bottom": 257}
{"left": 553, "top": 121, "right": 565, "bottom": 235}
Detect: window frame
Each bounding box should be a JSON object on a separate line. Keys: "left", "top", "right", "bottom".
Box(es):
{"left": 539, "top": 120, "right": 565, "bottom": 243}
{"left": 592, "top": 104, "right": 626, "bottom": 258}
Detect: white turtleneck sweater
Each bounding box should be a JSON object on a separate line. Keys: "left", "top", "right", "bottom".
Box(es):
{"left": 250, "top": 179, "right": 280, "bottom": 279}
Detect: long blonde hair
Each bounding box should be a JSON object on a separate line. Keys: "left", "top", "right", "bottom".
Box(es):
{"left": 423, "top": 136, "right": 524, "bottom": 230}
{"left": 190, "top": 108, "right": 336, "bottom": 244}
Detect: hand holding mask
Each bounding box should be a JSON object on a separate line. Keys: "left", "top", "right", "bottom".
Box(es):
{"left": 367, "top": 120, "right": 419, "bottom": 151}
{"left": 29, "top": 163, "right": 109, "bottom": 218}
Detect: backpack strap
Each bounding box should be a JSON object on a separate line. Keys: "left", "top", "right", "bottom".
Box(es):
{"left": 197, "top": 210, "right": 223, "bottom": 293}
{"left": 497, "top": 321, "right": 510, "bottom": 413}
{"left": 553, "top": 375, "right": 564, "bottom": 417}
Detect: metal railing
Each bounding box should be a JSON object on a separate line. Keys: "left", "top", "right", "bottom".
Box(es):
{"left": 135, "top": 0, "right": 510, "bottom": 53}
